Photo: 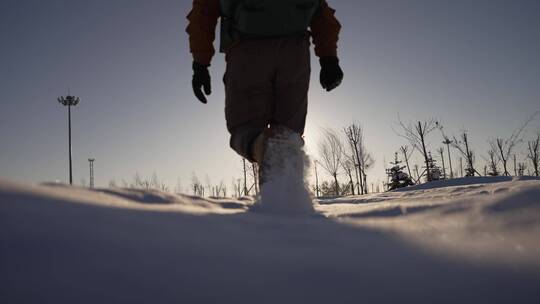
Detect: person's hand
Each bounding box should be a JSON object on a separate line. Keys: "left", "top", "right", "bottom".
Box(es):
{"left": 319, "top": 57, "right": 344, "bottom": 92}
{"left": 192, "top": 61, "right": 211, "bottom": 104}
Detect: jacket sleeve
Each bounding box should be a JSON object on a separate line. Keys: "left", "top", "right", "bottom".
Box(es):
{"left": 186, "top": 0, "right": 221, "bottom": 65}
{"left": 310, "top": 0, "right": 342, "bottom": 58}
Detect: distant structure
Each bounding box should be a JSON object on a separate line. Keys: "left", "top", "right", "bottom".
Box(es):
{"left": 88, "top": 158, "right": 95, "bottom": 188}
{"left": 57, "top": 94, "right": 80, "bottom": 185}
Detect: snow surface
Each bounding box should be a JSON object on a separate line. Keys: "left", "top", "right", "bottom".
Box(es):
{"left": 1, "top": 177, "right": 540, "bottom": 303}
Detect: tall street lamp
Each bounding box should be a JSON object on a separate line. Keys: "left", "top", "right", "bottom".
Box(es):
{"left": 88, "top": 158, "right": 95, "bottom": 189}
{"left": 58, "top": 95, "right": 80, "bottom": 185}
{"left": 442, "top": 138, "right": 454, "bottom": 179}
{"left": 314, "top": 160, "right": 320, "bottom": 198}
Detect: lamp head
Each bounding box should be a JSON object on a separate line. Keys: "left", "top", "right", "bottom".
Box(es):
{"left": 58, "top": 95, "right": 81, "bottom": 106}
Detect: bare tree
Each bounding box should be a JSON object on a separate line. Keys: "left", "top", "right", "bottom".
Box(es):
{"left": 492, "top": 138, "right": 512, "bottom": 176}
{"left": 109, "top": 179, "right": 118, "bottom": 188}
{"left": 345, "top": 144, "right": 360, "bottom": 194}
{"left": 452, "top": 131, "right": 479, "bottom": 176}
{"left": 438, "top": 123, "right": 455, "bottom": 179}
{"left": 513, "top": 154, "right": 518, "bottom": 176}
{"left": 133, "top": 172, "right": 143, "bottom": 188}
{"left": 527, "top": 134, "right": 540, "bottom": 176}
{"left": 490, "top": 114, "right": 537, "bottom": 176}
{"left": 437, "top": 147, "right": 446, "bottom": 179}
{"left": 319, "top": 128, "right": 344, "bottom": 196}
{"left": 313, "top": 160, "right": 321, "bottom": 198}
{"left": 344, "top": 123, "right": 374, "bottom": 194}
{"left": 485, "top": 149, "right": 500, "bottom": 176}
{"left": 230, "top": 178, "right": 242, "bottom": 198}
{"left": 146, "top": 172, "right": 169, "bottom": 192}
{"left": 211, "top": 181, "right": 226, "bottom": 198}
{"left": 192, "top": 173, "right": 204, "bottom": 196}
{"left": 344, "top": 123, "right": 364, "bottom": 194}
{"left": 250, "top": 163, "right": 259, "bottom": 195}
{"left": 133, "top": 172, "right": 151, "bottom": 189}
{"left": 399, "top": 146, "right": 414, "bottom": 179}
{"left": 151, "top": 172, "right": 160, "bottom": 189}
{"left": 518, "top": 162, "right": 527, "bottom": 176}
{"left": 360, "top": 151, "right": 374, "bottom": 193}
{"left": 341, "top": 157, "right": 356, "bottom": 195}
{"left": 221, "top": 183, "right": 228, "bottom": 197}
{"left": 242, "top": 158, "right": 248, "bottom": 196}
{"left": 203, "top": 174, "right": 212, "bottom": 196}
{"left": 413, "top": 164, "right": 420, "bottom": 182}
{"left": 459, "top": 157, "right": 464, "bottom": 177}
{"left": 396, "top": 117, "right": 439, "bottom": 182}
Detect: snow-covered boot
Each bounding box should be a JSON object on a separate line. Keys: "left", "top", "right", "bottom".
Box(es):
{"left": 251, "top": 126, "right": 314, "bottom": 215}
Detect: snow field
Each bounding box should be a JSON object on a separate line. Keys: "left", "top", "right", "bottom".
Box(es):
{"left": 1, "top": 177, "right": 540, "bottom": 303}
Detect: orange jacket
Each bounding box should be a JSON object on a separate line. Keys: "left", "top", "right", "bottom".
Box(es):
{"left": 186, "top": 0, "right": 342, "bottom": 65}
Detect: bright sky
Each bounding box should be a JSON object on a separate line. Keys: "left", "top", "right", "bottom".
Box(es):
{"left": 1, "top": 0, "right": 539, "bottom": 191}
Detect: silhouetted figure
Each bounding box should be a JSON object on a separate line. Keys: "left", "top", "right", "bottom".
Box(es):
{"left": 187, "top": 0, "right": 343, "bottom": 185}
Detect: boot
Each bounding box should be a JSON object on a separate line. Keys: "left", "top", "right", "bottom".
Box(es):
{"left": 253, "top": 126, "right": 314, "bottom": 215}
{"left": 251, "top": 126, "right": 304, "bottom": 187}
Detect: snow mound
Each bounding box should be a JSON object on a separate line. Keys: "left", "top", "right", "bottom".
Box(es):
{"left": 5, "top": 179, "right": 249, "bottom": 214}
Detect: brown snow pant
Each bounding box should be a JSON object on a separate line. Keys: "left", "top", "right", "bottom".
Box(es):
{"left": 224, "top": 35, "right": 311, "bottom": 162}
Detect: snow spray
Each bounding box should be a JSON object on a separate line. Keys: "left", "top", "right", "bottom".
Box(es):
{"left": 256, "top": 129, "right": 315, "bottom": 215}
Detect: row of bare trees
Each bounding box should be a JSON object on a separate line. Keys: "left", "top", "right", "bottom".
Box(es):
{"left": 344, "top": 124, "right": 374, "bottom": 195}
{"left": 392, "top": 113, "right": 539, "bottom": 187}
{"left": 107, "top": 171, "right": 246, "bottom": 199}
{"left": 316, "top": 123, "right": 374, "bottom": 197}
{"left": 105, "top": 158, "right": 259, "bottom": 199}
{"left": 108, "top": 172, "right": 170, "bottom": 191}
{"left": 104, "top": 115, "right": 539, "bottom": 197}
{"left": 191, "top": 162, "right": 259, "bottom": 198}
{"left": 488, "top": 115, "right": 536, "bottom": 176}
{"left": 186, "top": 157, "right": 262, "bottom": 198}
{"left": 528, "top": 134, "right": 540, "bottom": 176}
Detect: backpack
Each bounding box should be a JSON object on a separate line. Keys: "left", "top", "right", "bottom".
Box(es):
{"left": 219, "top": 0, "right": 320, "bottom": 52}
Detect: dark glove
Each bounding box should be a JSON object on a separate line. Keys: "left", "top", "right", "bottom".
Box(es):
{"left": 192, "top": 61, "right": 211, "bottom": 104}
{"left": 320, "top": 57, "right": 344, "bottom": 92}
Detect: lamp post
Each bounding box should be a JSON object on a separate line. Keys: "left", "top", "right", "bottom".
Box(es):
{"left": 58, "top": 95, "right": 80, "bottom": 185}
{"left": 314, "top": 160, "right": 320, "bottom": 198}
{"left": 442, "top": 138, "right": 454, "bottom": 179}
{"left": 88, "top": 158, "right": 95, "bottom": 189}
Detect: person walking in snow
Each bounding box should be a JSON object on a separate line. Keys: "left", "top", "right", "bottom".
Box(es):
{"left": 187, "top": 0, "right": 343, "bottom": 184}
